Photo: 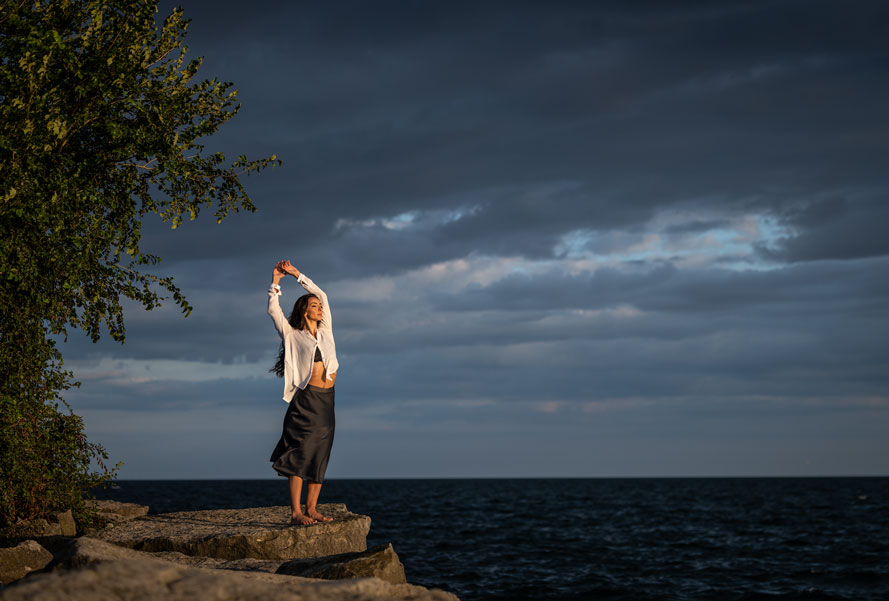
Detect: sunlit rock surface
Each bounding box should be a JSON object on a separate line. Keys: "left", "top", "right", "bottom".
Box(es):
{"left": 95, "top": 504, "right": 370, "bottom": 560}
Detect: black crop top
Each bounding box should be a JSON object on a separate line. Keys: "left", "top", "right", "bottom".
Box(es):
{"left": 313, "top": 347, "right": 323, "bottom": 363}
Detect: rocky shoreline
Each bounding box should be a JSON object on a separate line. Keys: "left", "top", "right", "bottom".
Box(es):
{"left": 0, "top": 501, "right": 458, "bottom": 601}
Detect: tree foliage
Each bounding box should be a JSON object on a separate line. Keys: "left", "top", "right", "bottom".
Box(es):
{"left": 0, "top": 0, "right": 278, "bottom": 526}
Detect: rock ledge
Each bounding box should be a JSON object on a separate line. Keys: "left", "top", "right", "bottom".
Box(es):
{"left": 95, "top": 504, "right": 370, "bottom": 560}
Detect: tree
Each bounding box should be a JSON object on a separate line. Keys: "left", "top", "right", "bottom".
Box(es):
{"left": 0, "top": 0, "right": 279, "bottom": 527}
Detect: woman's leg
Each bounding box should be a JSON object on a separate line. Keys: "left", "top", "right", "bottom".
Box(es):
{"left": 288, "top": 476, "right": 316, "bottom": 525}
{"left": 305, "top": 481, "right": 333, "bottom": 522}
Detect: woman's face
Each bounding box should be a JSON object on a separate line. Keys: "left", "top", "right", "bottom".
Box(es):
{"left": 304, "top": 297, "right": 323, "bottom": 323}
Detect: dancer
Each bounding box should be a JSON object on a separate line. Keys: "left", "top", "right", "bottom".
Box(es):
{"left": 268, "top": 260, "right": 338, "bottom": 525}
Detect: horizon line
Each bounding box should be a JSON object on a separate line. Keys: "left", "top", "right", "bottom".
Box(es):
{"left": 101, "top": 474, "right": 889, "bottom": 482}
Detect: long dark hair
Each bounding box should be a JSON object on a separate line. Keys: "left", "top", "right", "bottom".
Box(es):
{"left": 270, "top": 294, "right": 319, "bottom": 377}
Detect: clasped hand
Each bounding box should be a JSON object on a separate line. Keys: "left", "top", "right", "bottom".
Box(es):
{"left": 273, "top": 260, "right": 300, "bottom": 281}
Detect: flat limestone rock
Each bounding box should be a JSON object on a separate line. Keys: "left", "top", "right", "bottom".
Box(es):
{"left": 95, "top": 504, "right": 370, "bottom": 560}
{"left": 150, "top": 550, "right": 285, "bottom": 573}
{"left": 0, "top": 540, "right": 53, "bottom": 585}
{"left": 53, "top": 536, "right": 404, "bottom": 585}
{"left": 85, "top": 500, "right": 148, "bottom": 522}
{"left": 49, "top": 536, "right": 170, "bottom": 571}
{"left": 278, "top": 543, "right": 407, "bottom": 585}
{"left": 0, "top": 558, "right": 460, "bottom": 601}
{"left": 47, "top": 537, "right": 315, "bottom": 585}
{"left": 152, "top": 542, "right": 406, "bottom": 584}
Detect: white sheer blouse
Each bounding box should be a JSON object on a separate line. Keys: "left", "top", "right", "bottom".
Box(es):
{"left": 267, "top": 273, "right": 339, "bottom": 402}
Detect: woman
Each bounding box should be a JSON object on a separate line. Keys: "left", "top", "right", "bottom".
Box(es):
{"left": 268, "top": 259, "right": 339, "bottom": 525}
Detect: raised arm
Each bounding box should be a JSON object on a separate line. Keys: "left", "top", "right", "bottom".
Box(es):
{"left": 297, "top": 272, "right": 332, "bottom": 330}
{"left": 278, "top": 260, "right": 332, "bottom": 330}
{"left": 267, "top": 264, "right": 292, "bottom": 338}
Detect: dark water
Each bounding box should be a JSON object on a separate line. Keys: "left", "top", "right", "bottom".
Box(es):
{"left": 92, "top": 478, "right": 889, "bottom": 601}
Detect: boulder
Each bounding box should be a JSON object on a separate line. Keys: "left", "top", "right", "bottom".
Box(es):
{"left": 0, "top": 540, "right": 53, "bottom": 585}
{"left": 150, "top": 550, "right": 285, "bottom": 573}
{"left": 1, "top": 519, "right": 58, "bottom": 540}
{"left": 95, "top": 504, "right": 370, "bottom": 560}
{"left": 48, "top": 536, "right": 167, "bottom": 571}
{"left": 0, "top": 558, "right": 460, "bottom": 601}
{"left": 278, "top": 543, "right": 406, "bottom": 584}
{"left": 84, "top": 500, "right": 148, "bottom": 523}
{"left": 52, "top": 536, "right": 405, "bottom": 585}
{"left": 46, "top": 537, "right": 316, "bottom": 585}
{"left": 1, "top": 511, "right": 76, "bottom": 542}
{"left": 53, "top": 511, "right": 76, "bottom": 538}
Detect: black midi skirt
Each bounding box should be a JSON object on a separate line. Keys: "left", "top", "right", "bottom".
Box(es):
{"left": 270, "top": 385, "right": 335, "bottom": 482}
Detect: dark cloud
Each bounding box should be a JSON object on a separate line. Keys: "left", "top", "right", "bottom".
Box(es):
{"left": 64, "top": 254, "right": 889, "bottom": 415}
{"left": 758, "top": 196, "right": 889, "bottom": 262}
{"left": 663, "top": 219, "right": 734, "bottom": 234}
{"left": 432, "top": 257, "right": 889, "bottom": 315}
{"left": 136, "top": 0, "right": 889, "bottom": 275}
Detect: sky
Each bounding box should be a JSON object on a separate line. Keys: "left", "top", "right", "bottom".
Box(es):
{"left": 60, "top": 0, "right": 889, "bottom": 479}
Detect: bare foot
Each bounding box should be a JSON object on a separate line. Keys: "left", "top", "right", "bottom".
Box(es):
{"left": 305, "top": 509, "right": 333, "bottom": 523}
{"left": 289, "top": 513, "right": 316, "bottom": 526}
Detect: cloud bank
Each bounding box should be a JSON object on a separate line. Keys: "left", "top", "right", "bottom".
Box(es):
{"left": 61, "top": 0, "right": 889, "bottom": 478}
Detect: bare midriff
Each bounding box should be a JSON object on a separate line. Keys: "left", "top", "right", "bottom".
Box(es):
{"left": 308, "top": 360, "right": 336, "bottom": 388}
